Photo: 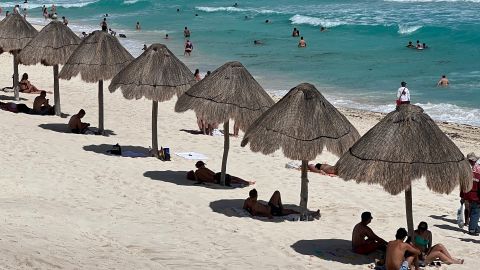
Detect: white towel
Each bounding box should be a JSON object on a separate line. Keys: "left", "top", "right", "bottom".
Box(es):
{"left": 175, "top": 152, "right": 209, "bottom": 160}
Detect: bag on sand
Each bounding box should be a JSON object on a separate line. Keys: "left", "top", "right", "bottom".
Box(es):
{"left": 456, "top": 203, "right": 465, "bottom": 228}
{"left": 107, "top": 143, "right": 122, "bottom": 155}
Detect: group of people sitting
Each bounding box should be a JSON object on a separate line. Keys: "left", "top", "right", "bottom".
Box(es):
{"left": 406, "top": 40, "right": 428, "bottom": 50}
{"left": 352, "top": 212, "right": 463, "bottom": 269}
{"left": 0, "top": 90, "right": 54, "bottom": 115}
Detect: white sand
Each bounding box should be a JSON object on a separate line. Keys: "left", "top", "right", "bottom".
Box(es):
{"left": 1, "top": 48, "right": 479, "bottom": 269}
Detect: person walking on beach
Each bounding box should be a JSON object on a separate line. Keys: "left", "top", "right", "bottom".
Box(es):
{"left": 397, "top": 81, "right": 410, "bottom": 105}
{"left": 100, "top": 18, "right": 108, "bottom": 32}
{"left": 298, "top": 36, "right": 307, "bottom": 48}
{"left": 184, "top": 40, "right": 193, "bottom": 56}
{"left": 184, "top": 27, "right": 191, "bottom": 38}
{"left": 352, "top": 212, "right": 388, "bottom": 255}
{"left": 437, "top": 75, "right": 449, "bottom": 87}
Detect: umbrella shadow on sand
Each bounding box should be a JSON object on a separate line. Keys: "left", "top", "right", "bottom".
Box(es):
{"left": 209, "top": 199, "right": 303, "bottom": 223}
{"left": 291, "top": 239, "right": 377, "bottom": 265}
{"left": 83, "top": 144, "right": 150, "bottom": 157}
{"left": 38, "top": 123, "right": 115, "bottom": 136}
{"left": 0, "top": 94, "right": 27, "bottom": 101}
{"left": 429, "top": 214, "right": 457, "bottom": 225}
{"left": 144, "top": 170, "right": 247, "bottom": 190}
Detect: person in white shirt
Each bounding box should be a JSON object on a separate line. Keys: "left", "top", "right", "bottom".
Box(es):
{"left": 397, "top": 81, "right": 410, "bottom": 105}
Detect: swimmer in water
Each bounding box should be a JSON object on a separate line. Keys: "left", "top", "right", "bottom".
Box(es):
{"left": 298, "top": 36, "right": 307, "bottom": 48}
{"left": 320, "top": 26, "right": 327, "bottom": 32}
{"left": 253, "top": 40, "right": 263, "bottom": 45}
{"left": 406, "top": 41, "right": 415, "bottom": 48}
{"left": 136, "top": 21, "right": 141, "bottom": 31}
{"left": 437, "top": 75, "right": 449, "bottom": 87}
{"left": 292, "top": 27, "right": 299, "bottom": 37}
{"left": 184, "top": 26, "right": 191, "bottom": 38}
{"left": 165, "top": 34, "right": 169, "bottom": 39}
{"left": 265, "top": 19, "right": 270, "bottom": 23}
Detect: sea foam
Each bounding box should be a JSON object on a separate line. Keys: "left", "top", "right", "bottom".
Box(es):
{"left": 289, "top": 14, "right": 345, "bottom": 27}
{"left": 397, "top": 25, "right": 422, "bottom": 34}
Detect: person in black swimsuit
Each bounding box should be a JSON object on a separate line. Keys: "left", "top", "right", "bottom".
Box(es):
{"left": 243, "top": 189, "right": 300, "bottom": 219}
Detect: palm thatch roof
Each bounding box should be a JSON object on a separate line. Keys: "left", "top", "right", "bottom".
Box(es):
{"left": 109, "top": 43, "right": 195, "bottom": 102}
{"left": 174, "top": 61, "right": 275, "bottom": 131}
{"left": 18, "top": 20, "right": 81, "bottom": 66}
{"left": 335, "top": 104, "right": 472, "bottom": 195}
{"left": 241, "top": 83, "right": 360, "bottom": 161}
{"left": 59, "top": 30, "right": 134, "bottom": 82}
{"left": 0, "top": 13, "right": 38, "bottom": 54}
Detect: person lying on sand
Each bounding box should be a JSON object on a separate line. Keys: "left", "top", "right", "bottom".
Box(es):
{"left": 308, "top": 163, "right": 337, "bottom": 175}
{"left": 0, "top": 102, "right": 31, "bottom": 113}
{"left": 32, "top": 91, "right": 54, "bottom": 115}
{"left": 243, "top": 189, "right": 301, "bottom": 219}
{"left": 194, "top": 161, "right": 254, "bottom": 186}
{"left": 386, "top": 228, "right": 421, "bottom": 270}
{"left": 352, "top": 211, "right": 387, "bottom": 255}
{"left": 19, "top": 73, "right": 45, "bottom": 94}
{"left": 68, "top": 109, "right": 90, "bottom": 134}
{"left": 413, "top": 221, "right": 463, "bottom": 265}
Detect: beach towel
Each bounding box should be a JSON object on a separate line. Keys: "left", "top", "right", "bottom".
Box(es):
{"left": 230, "top": 207, "right": 300, "bottom": 221}
{"left": 122, "top": 150, "right": 148, "bottom": 158}
{"left": 175, "top": 152, "right": 209, "bottom": 160}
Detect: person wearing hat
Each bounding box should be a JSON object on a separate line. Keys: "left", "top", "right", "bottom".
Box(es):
{"left": 413, "top": 221, "right": 463, "bottom": 265}
{"left": 352, "top": 211, "right": 387, "bottom": 254}
{"left": 397, "top": 81, "right": 410, "bottom": 105}
{"left": 192, "top": 161, "right": 254, "bottom": 186}
{"left": 461, "top": 152, "right": 480, "bottom": 235}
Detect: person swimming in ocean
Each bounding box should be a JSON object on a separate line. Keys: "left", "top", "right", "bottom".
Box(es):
{"left": 265, "top": 19, "right": 270, "bottom": 23}
{"left": 254, "top": 40, "right": 263, "bottom": 45}
{"left": 437, "top": 75, "right": 449, "bottom": 87}
{"left": 136, "top": 21, "right": 141, "bottom": 31}
{"left": 233, "top": 3, "right": 238, "bottom": 7}
{"left": 320, "top": 26, "right": 327, "bottom": 32}
{"left": 298, "top": 36, "right": 307, "bottom": 47}
{"left": 406, "top": 41, "right": 415, "bottom": 48}
{"left": 292, "top": 28, "right": 299, "bottom": 37}
{"left": 165, "top": 34, "right": 169, "bottom": 39}
{"left": 184, "top": 26, "right": 191, "bottom": 38}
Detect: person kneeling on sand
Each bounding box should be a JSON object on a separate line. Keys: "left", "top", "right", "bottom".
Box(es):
{"left": 386, "top": 228, "right": 421, "bottom": 270}
{"left": 32, "top": 91, "right": 54, "bottom": 115}
{"left": 308, "top": 163, "right": 336, "bottom": 175}
{"left": 243, "top": 189, "right": 301, "bottom": 219}
{"left": 193, "top": 161, "right": 254, "bottom": 186}
{"left": 413, "top": 221, "right": 463, "bottom": 265}
{"left": 352, "top": 211, "right": 387, "bottom": 254}
{"left": 68, "top": 109, "right": 90, "bottom": 134}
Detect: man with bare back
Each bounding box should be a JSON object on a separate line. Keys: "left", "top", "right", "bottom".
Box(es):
{"left": 386, "top": 228, "right": 421, "bottom": 270}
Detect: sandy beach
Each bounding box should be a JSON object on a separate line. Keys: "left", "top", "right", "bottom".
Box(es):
{"left": 1, "top": 29, "right": 479, "bottom": 270}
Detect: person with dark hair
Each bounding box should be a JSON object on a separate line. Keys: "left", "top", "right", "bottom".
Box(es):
{"left": 68, "top": 109, "right": 90, "bottom": 134}
{"left": 298, "top": 36, "right": 307, "bottom": 47}
{"left": 32, "top": 91, "right": 54, "bottom": 115}
{"left": 437, "top": 75, "right": 449, "bottom": 87}
{"left": 194, "top": 69, "right": 201, "bottom": 81}
{"left": 62, "top": 16, "right": 68, "bottom": 26}
{"left": 413, "top": 221, "right": 463, "bottom": 265}
{"left": 386, "top": 228, "right": 421, "bottom": 270}
{"left": 292, "top": 27, "right": 299, "bottom": 37}
{"left": 183, "top": 26, "right": 190, "bottom": 38}
{"left": 100, "top": 18, "right": 108, "bottom": 32}
{"left": 243, "top": 189, "right": 302, "bottom": 219}
{"left": 308, "top": 163, "right": 336, "bottom": 175}
{"left": 397, "top": 81, "right": 410, "bottom": 105}
{"left": 193, "top": 161, "right": 254, "bottom": 186}
{"left": 19, "top": 73, "right": 43, "bottom": 94}
{"left": 352, "top": 212, "right": 387, "bottom": 254}
{"left": 406, "top": 41, "right": 415, "bottom": 48}
{"left": 184, "top": 40, "right": 193, "bottom": 56}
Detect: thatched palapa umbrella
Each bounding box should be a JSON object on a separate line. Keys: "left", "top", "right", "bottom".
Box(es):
{"left": 18, "top": 21, "right": 81, "bottom": 116}
{"left": 0, "top": 13, "right": 38, "bottom": 100}
{"left": 109, "top": 44, "right": 195, "bottom": 157}
{"left": 335, "top": 104, "right": 472, "bottom": 234}
{"left": 175, "top": 61, "right": 275, "bottom": 185}
{"left": 59, "top": 30, "right": 133, "bottom": 133}
{"left": 241, "top": 83, "right": 360, "bottom": 210}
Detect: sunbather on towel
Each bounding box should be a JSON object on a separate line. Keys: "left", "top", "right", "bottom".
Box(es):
{"left": 194, "top": 161, "right": 255, "bottom": 186}
{"left": 243, "top": 189, "right": 300, "bottom": 219}
{"left": 68, "top": 109, "right": 90, "bottom": 134}
{"left": 308, "top": 163, "right": 337, "bottom": 175}
{"left": 0, "top": 102, "right": 31, "bottom": 113}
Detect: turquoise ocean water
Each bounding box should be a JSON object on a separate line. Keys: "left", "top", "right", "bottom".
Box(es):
{"left": 2, "top": 0, "right": 480, "bottom": 126}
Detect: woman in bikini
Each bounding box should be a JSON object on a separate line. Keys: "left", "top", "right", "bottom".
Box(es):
{"left": 413, "top": 222, "right": 463, "bottom": 265}
{"left": 19, "top": 73, "right": 42, "bottom": 94}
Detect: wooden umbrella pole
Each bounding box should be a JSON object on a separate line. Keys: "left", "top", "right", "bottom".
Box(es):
{"left": 151, "top": 101, "right": 159, "bottom": 158}
{"left": 53, "top": 64, "right": 61, "bottom": 116}
{"left": 220, "top": 120, "right": 230, "bottom": 186}
{"left": 13, "top": 52, "right": 19, "bottom": 101}
{"left": 98, "top": 80, "right": 104, "bottom": 134}
{"left": 300, "top": 160, "right": 309, "bottom": 211}
{"left": 405, "top": 186, "right": 414, "bottom": 236}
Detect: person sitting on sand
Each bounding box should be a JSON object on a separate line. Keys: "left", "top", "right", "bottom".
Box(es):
{"left": 386, "top": 228, "right": 421, "bottom": 270}
{"left": 19, "top": 73, "right": 42, "bottom": 94}
{"left": 298, "top": 36, "right": 307, "bottom": 48}
{"left": 352, "top": 211, "right": 387, "bottom": 255}
{"left": 194, "top": 161, "right": 254, "bottom": 186}
{"left": 243, "top": 189, "right": 301, "bottom": 219}
{"left": 437, "top": 75, "right": 449, "bottom": 87}
{"left": 308, "top": 163, "right": 336, "bottom": 175}
{"left": 413, "top": 221, "right": 463, "bottom": 265}
{"left": 68, "top": 109, "right": 90, "bottom": 134}
{"left": 32, "top": 91, "right": 54, "bottom": 115}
